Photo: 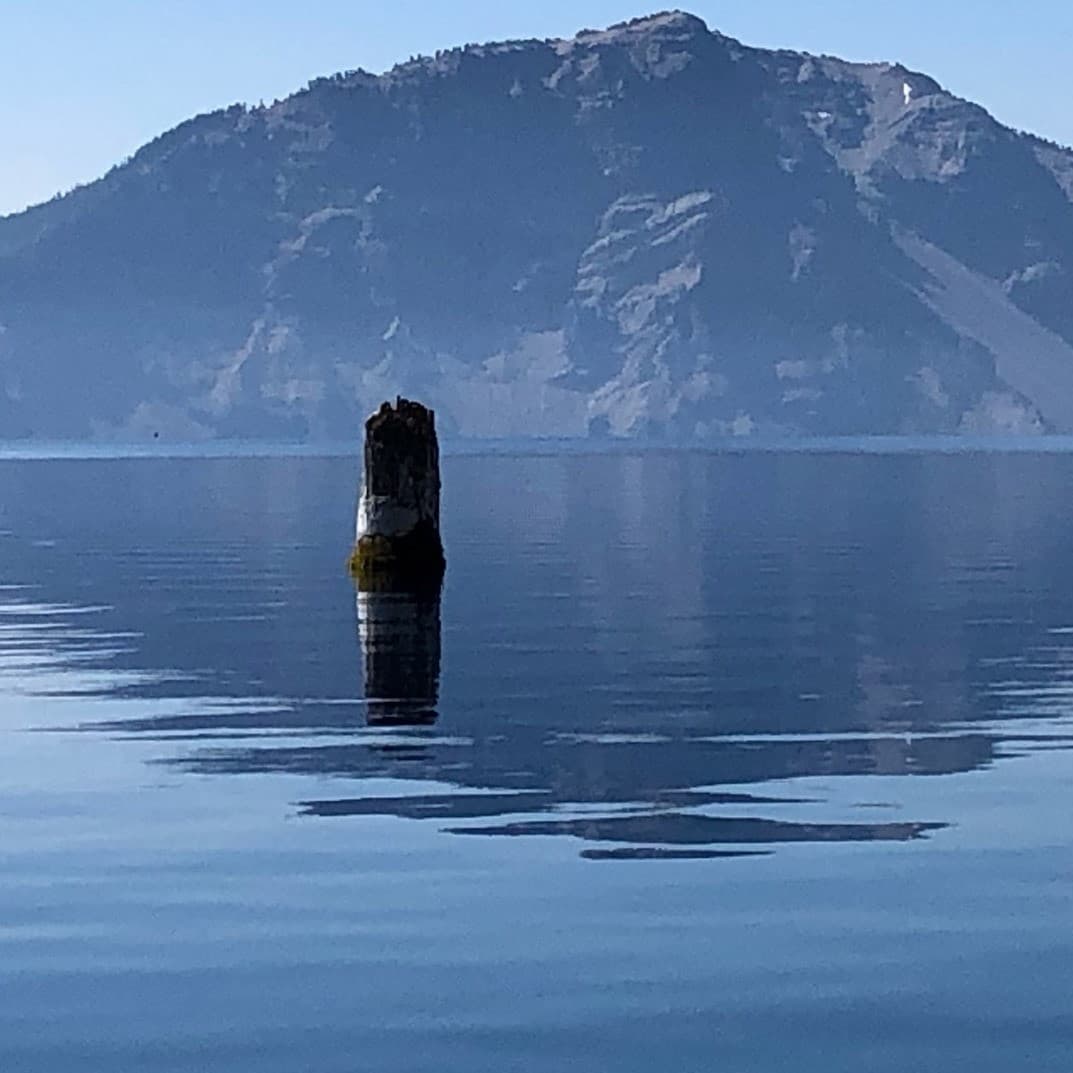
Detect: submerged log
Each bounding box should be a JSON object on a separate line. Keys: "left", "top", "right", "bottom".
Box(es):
{"left": 348, "top": 397, "right": 446, "bottom": 591}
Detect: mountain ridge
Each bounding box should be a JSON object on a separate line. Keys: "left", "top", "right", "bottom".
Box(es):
{"left": 2, "top": 11, "right": 1073, "bottom": 441}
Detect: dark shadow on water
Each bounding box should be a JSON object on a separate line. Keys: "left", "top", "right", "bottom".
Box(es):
{"left": 445, "top": 814, "right": 944, "bottom": 846}
{"left": 144, "top": 713, "right": 975, "bottom": 858}
{"left": 297, "top": 788, "right": 816, "bottom": 820}
{"left": 579, "top": 847, "right": 772, "bottom": 861}
{"left": 356, "top": 588, "right": 441, "bottom": 727}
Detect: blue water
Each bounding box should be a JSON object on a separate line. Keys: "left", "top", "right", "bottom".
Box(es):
{"left": 1, "top": 450, "right": 1071, "bottom": 1071}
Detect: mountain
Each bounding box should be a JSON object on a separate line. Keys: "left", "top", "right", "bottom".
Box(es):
{"left": 3, "top": 10, "right": 1073, "bottom": 441}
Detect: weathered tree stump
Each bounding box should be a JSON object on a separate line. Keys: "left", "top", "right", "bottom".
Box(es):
{"left": 348, "top": 397, "right": 446, "bottom": 591}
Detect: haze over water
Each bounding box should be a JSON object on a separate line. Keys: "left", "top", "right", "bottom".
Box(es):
{"left": 1, "top": 448, "right": 1071, "bottom": 1071}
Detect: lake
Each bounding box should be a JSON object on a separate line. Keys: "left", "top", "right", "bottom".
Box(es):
{"left": 1, "top": 448, "right": 1071, "bottom": 1072}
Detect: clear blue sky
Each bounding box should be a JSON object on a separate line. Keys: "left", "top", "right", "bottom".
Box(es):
{"left": 2, "top": 0, "right": 1070, "bottom": 217}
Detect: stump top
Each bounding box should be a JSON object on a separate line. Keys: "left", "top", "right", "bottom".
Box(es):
{"left": 366, "top": 397, "right": 436, "bottom": 438}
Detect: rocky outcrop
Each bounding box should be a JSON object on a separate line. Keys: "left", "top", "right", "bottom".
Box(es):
{"left": 1, "top": 11, "right": 1072, "bottom": 440}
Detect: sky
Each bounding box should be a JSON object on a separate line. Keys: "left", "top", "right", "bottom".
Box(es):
{"left": 2, "top": 0, "right": 1071, "bottom": 217}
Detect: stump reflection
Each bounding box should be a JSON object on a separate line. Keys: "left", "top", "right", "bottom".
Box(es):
{"left": 356, "top": 588, "right": 441, "bottom": 726}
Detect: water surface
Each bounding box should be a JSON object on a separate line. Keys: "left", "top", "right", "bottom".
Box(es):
{"left": 1, "top": 450, "right": 1071, "bottom": 1071}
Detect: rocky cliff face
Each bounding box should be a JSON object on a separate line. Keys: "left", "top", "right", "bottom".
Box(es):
{"left": 2, "top": 11, "right": 1072, "bottom": 441}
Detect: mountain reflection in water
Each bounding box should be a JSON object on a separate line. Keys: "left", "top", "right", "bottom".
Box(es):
{"left": 5, "top": 450, "right": 1073, "bottom": 860}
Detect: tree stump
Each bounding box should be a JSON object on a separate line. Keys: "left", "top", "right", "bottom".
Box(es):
{"left": 348, "top": 397, "right": 446, "bottom": 591}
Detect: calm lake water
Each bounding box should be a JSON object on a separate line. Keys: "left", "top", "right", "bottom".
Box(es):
{"left": 1, "top": 449, "right": 1071, "bottom": 1072}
